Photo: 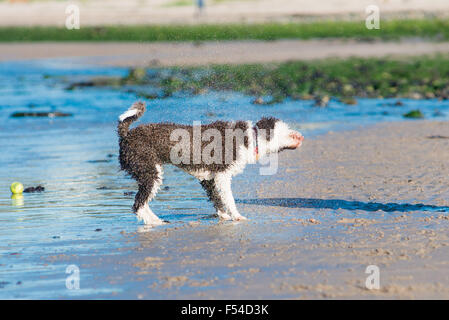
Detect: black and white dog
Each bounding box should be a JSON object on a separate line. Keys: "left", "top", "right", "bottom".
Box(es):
{"left": 118, "top": 102, "right": 304, "bottom": 226}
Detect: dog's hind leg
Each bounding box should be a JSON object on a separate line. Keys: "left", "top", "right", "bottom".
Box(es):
{"left": 214, "top": 173, "right": 247, "bottom": 221}
{"left": 133, "top": 164, "right": 164, "bottom": 226}
{"left": 200, "top": 179, "right": 231, "bottom": 220}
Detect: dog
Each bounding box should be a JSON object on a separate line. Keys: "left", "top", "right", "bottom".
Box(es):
{"left": 118, "top": 101, "right": 304, "bottom": 226}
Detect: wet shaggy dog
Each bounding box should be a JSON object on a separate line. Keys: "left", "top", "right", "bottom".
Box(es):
{"left": 118, "top": 102, "right": 304, "bottom": 226}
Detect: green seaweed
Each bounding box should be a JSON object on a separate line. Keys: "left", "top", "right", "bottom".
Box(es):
{"left": 1, "top": 19, "right": 449, "bottom": 42}
{"left": 62, "top": 56, "right": 449, "bottom": 102}
{"left": 403, "top": 109, "right": 425, "bottom": 119}
{"left": 153, "top": 56, "right": 449, "bottom": 100}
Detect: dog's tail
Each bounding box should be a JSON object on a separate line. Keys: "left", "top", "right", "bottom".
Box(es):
{"left": 118, "top": 101, "right": 146, "bottom": 138}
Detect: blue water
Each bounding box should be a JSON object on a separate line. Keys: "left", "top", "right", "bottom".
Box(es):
{"left": 1, "top": 60, "right": 449, "bottom": 299}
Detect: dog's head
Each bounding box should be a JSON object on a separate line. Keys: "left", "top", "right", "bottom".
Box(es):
{"left": 255, "top": 117, "right": 304, "bottom": 154}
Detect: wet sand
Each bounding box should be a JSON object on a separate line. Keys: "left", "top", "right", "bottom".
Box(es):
{"left": 45, "top": 120, "right": 449, "bottom": 299}
{"left": 2, "top": 39, "right": 449, "bottom": 66}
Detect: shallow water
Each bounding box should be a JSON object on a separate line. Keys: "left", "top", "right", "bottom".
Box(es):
{"left": 1, "top": 60, "right": 449, "bottom": 299}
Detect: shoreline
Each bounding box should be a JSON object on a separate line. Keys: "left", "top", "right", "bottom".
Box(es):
{"left": 1, "top": 39, "right": 449, "bottom": 67}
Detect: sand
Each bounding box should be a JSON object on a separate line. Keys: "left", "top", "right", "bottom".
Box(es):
{"left": 1, "top": 0, "right": 449, "bottom": 26}
{"left": 2, "top": 39, "right": 449, "bottom": 66}
{"left": 2, "top": 2, "right": 448, "bottom": 296}
{"left": 45, "top": 120, "right": 449, "bottom": 299}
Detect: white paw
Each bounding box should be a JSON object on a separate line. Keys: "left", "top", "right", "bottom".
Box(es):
{"left": 136, "top": 206, "right": 165, "bottom": 226}
{"left": 217, "top": 211, "right": 232, "bottom": 220}
{"left": 138, "top": 215, "right": 165, "bottom": 226}
{"left": 232, "top": 215, "right": 248, "bottom": 221}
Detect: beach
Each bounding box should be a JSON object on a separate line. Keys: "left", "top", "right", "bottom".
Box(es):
{"left": 2, "top": 39, "right": 449, "bottom": 66}
{"left": 29, "top": 120, "right": 449, "bottom": 299}
{"left": 1, "top": 0, "right": 449, "bottom": 298}
{"left": 0, "top": 51, "right": 449, "bottom": 299}
{"left": 1, "top": 0, "right": 449, "bottom": 26}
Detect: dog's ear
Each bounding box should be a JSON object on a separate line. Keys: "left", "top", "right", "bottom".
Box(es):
{"left": 255, "top": 117, "right": 278, "bottom": 130}
{"left": 255, "top": 117, "right": 279, "bottom": 141}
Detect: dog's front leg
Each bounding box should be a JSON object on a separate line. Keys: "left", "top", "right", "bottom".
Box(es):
{"left": 214, "top": 173, "right": 247, "bottom": 221}
{"left": 200, "top": 179, "right": 231, "bottom": 220}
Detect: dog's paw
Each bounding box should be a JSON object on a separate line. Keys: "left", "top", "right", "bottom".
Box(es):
{"left": 143, "top": 219, "right": 165, "bottom": 226}
{"left": 217, "top": 211, "right": 232, "bottom": 220}
{"left": 232, "top": 215, "right": 248, "bottom": 221}
{"left": 138, "top": 215, "right": 166, "bottom": 226}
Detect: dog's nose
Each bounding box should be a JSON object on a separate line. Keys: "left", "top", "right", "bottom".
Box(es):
{"left": 290, "top": 132, "right": 304, "bottom": 142}
{"left": 288, "top": 132, "right": 304, "bottom": 149}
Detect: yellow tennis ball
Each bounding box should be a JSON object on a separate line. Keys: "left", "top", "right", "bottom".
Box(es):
{"left": 10, "top": 182, "right": 24, "bottom": 194}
